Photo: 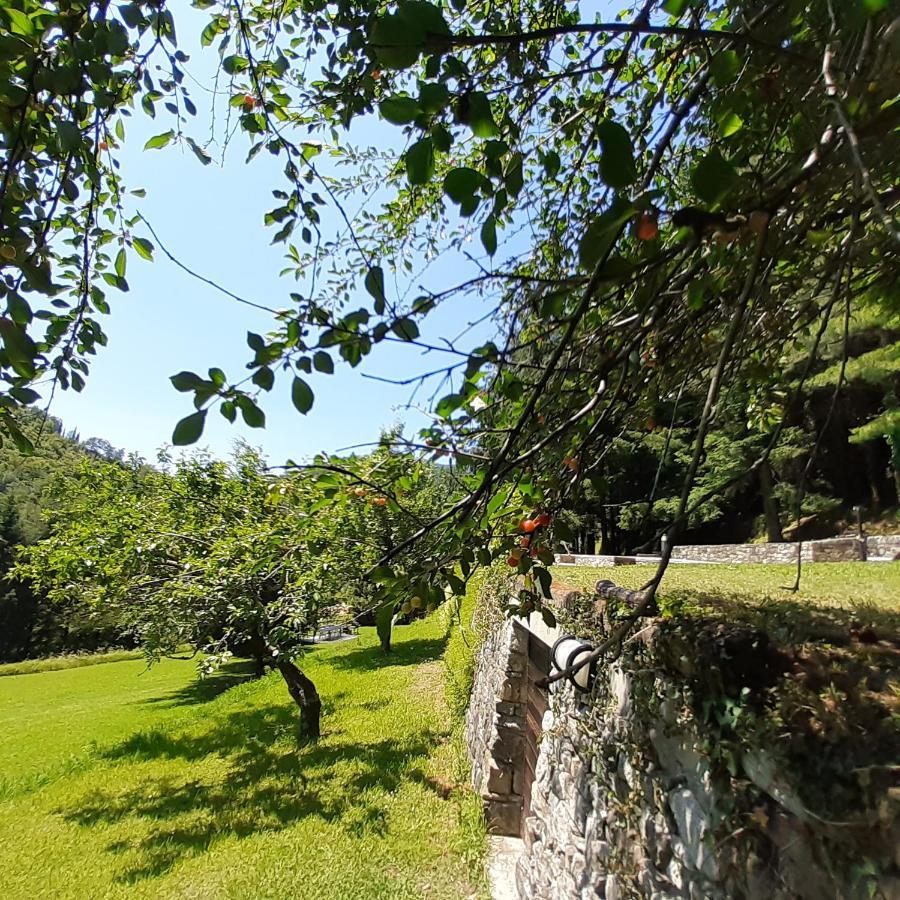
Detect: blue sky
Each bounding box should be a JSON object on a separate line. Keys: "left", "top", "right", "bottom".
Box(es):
{"left": 49, "top": 7, "right": 497, "bottom": 464}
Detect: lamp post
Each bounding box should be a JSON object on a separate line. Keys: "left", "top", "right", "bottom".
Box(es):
{"left": 550, "top": 634, "right": 596, "bottom": 692}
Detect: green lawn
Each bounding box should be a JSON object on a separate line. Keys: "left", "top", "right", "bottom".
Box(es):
{"left": 554, "top": 561, "right": 900, "bottom": 609}
{"left": 554, "top": 561, "right": 900, "bottom": 642}
{"left": 0, "top": 612, "right": 486, "bottom": 899}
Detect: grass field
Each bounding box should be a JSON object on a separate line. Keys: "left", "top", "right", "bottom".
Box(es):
{"left": 554, "top": 562, "right": 900, "bottom": 645}
{"left": 554, "top": 561, "right": 900, "bottom": 610}
{"left": 0, "top": 648, "right": 147, "bottom": 678}
{"left": 0, "top": 610, "right": 486, "bottom": 899}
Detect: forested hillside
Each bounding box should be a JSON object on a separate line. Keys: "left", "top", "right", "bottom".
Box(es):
{"left": 559, "top": 297, "right": 900, "bottom": 555}
{"left": 0, "top": 413, "right": 131, "bottom": 661}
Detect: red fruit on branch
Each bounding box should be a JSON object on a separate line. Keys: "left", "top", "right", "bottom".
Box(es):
{"left": 534, "top": 512, "right": 551, "bottom": 528}
{"left": 520, "top": 518, "right": 537, "bottom": 533}
{"left": 506, "top": 555, "right": 520, "bottom": 567}
{"left": 636, "top": 211, "right": 659, "bottom": 241}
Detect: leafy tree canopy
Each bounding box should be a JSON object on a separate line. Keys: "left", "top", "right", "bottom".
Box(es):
{"left": 2, "top": 0, "right": 898, "bottom": 630}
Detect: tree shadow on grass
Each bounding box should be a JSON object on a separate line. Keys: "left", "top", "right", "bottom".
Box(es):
{"left": 61, "top": 651, "right": 449, "bottom": 884}
{"left": 140, "top": 659, "right": 259, "bottom": 709}
{"left": 326, "top": 635, "right": 446, "bottom": 671}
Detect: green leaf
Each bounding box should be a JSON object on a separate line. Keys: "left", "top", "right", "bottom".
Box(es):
{"left": 379, "top": 96, "right": 421, "bottom": 124}
{"left": 186, "top": 137, "right": 212, "bottom": 165}
{"left": 399, "top": 0, "right": 450, "bottom": 36}
{"left": 710, "top": 50, "right": 740, "bottom": 85}
{"left": 687, "top": 280, "right": 706, "bottom": 311}
{"left": 370, "top": 14, "right": 422, "bottom": 70}
{"left": 237, "top": 396, "right": 266, "bottom": 428}
{"left": 200, "top": 19, "right": 219, "bottom": 46}
{"left": 57, "top": 121, "right": 82, "bottom": 153}
{"left": 365, "top": 265, "right": 387, "bottom": 314}
{"left": 313, "top": 351, "right": 334, "bottom": 374}
{"left": 144, "top": 130, "right": 174, "bottom": 150}
{"left": 253, "top": 366, "right": 274, "bottom": 391}
{"left": 132, "top": 237, "right": 154, "bottom": 261}
{"left": 391, "top": 318, "right": 419, "bottom": 341}
{"left": 578, "top": 197, "right": 635, "bottom": 270}
{"left": 115, "top": 247, "right": 126, "bottom": 278}
{"left": 172, "top": 410, "right": 206, "bottom": 445}
{"left": 541, "top": 150, "right": 561, "bottom": 178}
{"left": 504, "top": 153, "right": 524, "bottom": 198}
{"left": 170, "top": 371, "right": 203, "bottom": 392}
{"left": 717, "top": 110, "right": 743, "bottom": 138}
{"left": 443, "top": 167, "right": 482, "bottom": 204}
{"left": 9, "top": 386, "right": 39, "bottom": 405}
{"left": 5, "top": 8, "right": 34, "bottom": 36}
{"left": 220, "top": 400, "right": 236, "bottom": 423}
{"left": 596, "top": 120, "right": 636, "bottom": 189}
{"left": 445, "top": 572, "right": 466, "bottom": 595}
{"left": 291, "top": 376, "right": 314, "bottom": 414}
{"left": 662, "top": 0, "right": 689, "bottom": 14}
{"left": 222, "top": 54, "right": 248, "bottom": 75}
{"left": 0, "top": 318, "right": 38, "bottom": 378}
{"left": 418, "top": 82, "right": 449, "bottom": 114}
{"left": 691, "top": 150, "right": 737, "bottom": 205}
{"left": 462, "top": 91, "right": 499, "bottom": 138}
{"left": 480, "top": 216, "right": 497, "bottom": 256}
{"left": 861, "top": 0, "right": 887, "bottom": 14}
{"left": 405, "top": 138, "right": 434, "bottom": 186}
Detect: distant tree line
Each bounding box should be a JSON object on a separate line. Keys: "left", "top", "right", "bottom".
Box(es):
{"left": 0, "top": 412, "right": 133, "bottom": 661}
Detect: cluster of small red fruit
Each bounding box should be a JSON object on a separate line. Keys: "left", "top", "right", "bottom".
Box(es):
{"left": 351, "top": 486, "right": 387, "bottom": 506}
{"left": 507, "top": 512, "right": 552, "bottom": 567}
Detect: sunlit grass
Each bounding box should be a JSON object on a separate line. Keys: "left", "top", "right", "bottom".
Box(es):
{"left": 0, "top": 611, "right": 486, "bottom": 899}
{"left": 0, "top": 648, "right": 147, "bottom": 677}
{"left": 554, "top": 561, "right": 900, "bottom": 611}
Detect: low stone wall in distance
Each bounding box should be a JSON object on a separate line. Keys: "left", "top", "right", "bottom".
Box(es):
{"left": 556, "top": 534, "right": 900, "bottom": 566}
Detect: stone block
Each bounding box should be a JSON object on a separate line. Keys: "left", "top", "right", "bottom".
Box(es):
{"left": 501, "top": 677, "right": 526, "bottom": 703}
{"left": 809, "top": 537, "right": 865, "bottom": 562}
{"left": 485, "top": 796, "right": 523, "bottom": 836}
{"left": 487, "top": 761, "right": 514, "bottom": 795}
{"left": 491, "top": 726, "right": 525, "bottom": 763}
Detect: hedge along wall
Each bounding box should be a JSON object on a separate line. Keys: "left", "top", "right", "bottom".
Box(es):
{"left": 466, "top": 584, "right": 900, "bottom": 899}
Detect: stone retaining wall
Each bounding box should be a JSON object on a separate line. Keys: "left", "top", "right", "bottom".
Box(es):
{"left": 468, "top": 614, "right": 899, "bottom": 899}
{"left": 465, "top": 618, "right": 529, "bottom": 835}
{"left": 557, "top": 534, "right": 898, "bottom": 566}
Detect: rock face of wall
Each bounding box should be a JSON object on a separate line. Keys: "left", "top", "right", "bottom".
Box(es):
{"left": 468, "top": 618, "right": 899, "bottom": 899}
{"left": 868, "top": 534, "right": 900, "bottom": 559}
{"left": 465, "top": 618, "right": 529, "bottom": 835}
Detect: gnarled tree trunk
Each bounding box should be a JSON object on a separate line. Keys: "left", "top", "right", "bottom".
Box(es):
{"left": 277, "top": 659, "right": 321, "bottom": 740}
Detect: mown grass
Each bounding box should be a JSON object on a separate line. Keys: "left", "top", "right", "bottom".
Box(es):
{"left": 555, "top": 561, "right": 900, "bottom": 611}
{"left": 555, "top": 561, "right": 900, "bottom": 651}
{"left": 0, "top": 648, "right": 147, "bottom": 677}
{"left": 0, "top": 610, "right": 487, "bottom": 899}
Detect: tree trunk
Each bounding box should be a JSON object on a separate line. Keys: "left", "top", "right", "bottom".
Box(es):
{"left": 887, "top": 430, "right": 900, "bottom": 506}
{"left": 863, "top": 443, "right": 887, "bottom": 511}
{"left": 758, "top": 461, "right": 783, "bottom": 542}
{"left": 277, "top": 659, "right": 321, "bottom": 740}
